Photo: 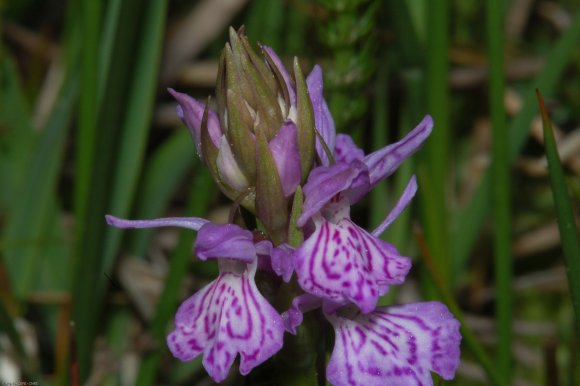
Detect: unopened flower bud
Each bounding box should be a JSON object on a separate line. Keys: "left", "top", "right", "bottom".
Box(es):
{"left": 171, "top": 27, "right": 336, "bottom": 243}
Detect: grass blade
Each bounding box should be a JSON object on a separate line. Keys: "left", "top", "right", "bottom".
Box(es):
{"left": 75, "top": 0, "right": 100, "bottom": 239}
{"left": 486, "top": 0, "right": 512, "bottom": 379}
{"left": 72, "top": 0, "right": 167, "bottom": 380}
{"left": 101, "top": 0, "right": 169, "bottom": 275}
{"left": 128, "top": 129, "right": 197, "bottom": 256}
{"left": 419, "top": 0, "right": 450, "bottom": 287}
{"left": 453, "top": 9, "right": 580, "bottom": 274}
{"left": 2, "top": 71, "right": 77, "bottom": 299}
{"left": 537, "top": 90, "right": 580, "bottom": 334}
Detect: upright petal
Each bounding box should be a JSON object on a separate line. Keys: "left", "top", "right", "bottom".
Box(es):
{"left": 371, "top": 175, "right": 418, "bottom": 237}
{"left": 167, "top": 260, "right": 284, "bottom": 383}
{"left": 306, "top": 65, "right": 336, "bottom": 166}
{"left": 298, "top": 161, "right": 370, "bottom": 227}
{"left": 334, "top": 134, "right": 364, "bottom": 165}
{"left": 326, "top": 302, "right": 461, "bottom": 386}
{"left": 294, "top": 216, "right": 411, "bottom": 313}
{"left": 364, "top": 115, "right": 433, "bottom": 187}
{"left": 268, "top": 121, "right": 301, "bottom": 197}
{"left": 168, "top": 89, "right": 222, "bottom": 157}
{"left": 195, "top": 223, "right": 256, "bottom": 263}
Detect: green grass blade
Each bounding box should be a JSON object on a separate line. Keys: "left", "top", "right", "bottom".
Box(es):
{"left": 0, "top": 59, "right": 36, "bottom": 209}
{"left": 453, "top": 9, "right": 580, "bottom": 273}
{"left": 128, "top": 129, "right": 197, "bottom": 256}
{"left": 384, "top": 1, "right": 422, "bottom": 66}
{"left": 2, "top": 72, "right": 77, "bottom": 300}
{"left": 136, "top": 168, "right": 214, "bottom": 386}
{"left": 71, "top": 0, "right": 167, "bottom": 380}
{"left": 245, "top": 0, "right": 284, "bottom": 49}
{"left": 98, "top": 0, "right": 122, "bottom": 105}
{"left": 369, "top": 59, "right": 390, "bottom": 231}
{"left": 100, "top": 0, "right": 169, "bottom": 276}
{"left": 537, "top": 90, "right": 580, "bottom": 334}
{"left": 419, "top": 0, "right": 450, "bottom": 286}
{"left": 75, "top": 0, "right": 100, "bottom": 240}
{"left": 486, "top": 0, "right": 512, "bottom": 379}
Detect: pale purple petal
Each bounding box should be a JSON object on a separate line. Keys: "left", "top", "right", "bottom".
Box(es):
{"left": 268, "top": 121, "right": 301, "bottom": 197}
{"left": 282, "top": 293, "right": 322, "bottom": 334}
{"left": 326, "top": 301, "right": 461, "bottom": 386}
{"left": 167, "top": 259, "right": 284, "bottom": 382}
{"left": 255, "top": 240, "right": 273, "bottom": 256}
{"left": 270, "top": 243, "right": 295, "bottom": 282}
{"left": 364, "top": 115, "right": 433, "bottom": 187}
{"left": 194, "top": 223, "right": 256, "bottom": 263}
{"left": 334, "top": 134, "right": 364, "bottom": 164}
{"left": 216, "top": 135, "right": 250, "bottom": 191}
{"left": 294, "top": 217, "right": 411, "bottom": 313}
{"left": 371, "top": 175, "right": 418, "bottom": 237}
{"left": 298, "top": 161, "right": 370, "bottom": 227}
{"left": 168, "top": 88, "right": 222, "bottom": 158}
{"left": 262, "top": 46, "right": 296, "bottom": 105}
{"left": 307, "top": 65, "right": 336, "bottom": 166}
{"left": 105, "top": 215, "right": 208, "bottom": 231}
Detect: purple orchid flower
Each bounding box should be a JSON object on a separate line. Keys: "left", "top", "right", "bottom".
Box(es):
{"left": 276, "top": 114, "right": 461, "bottom": 384}
{"left": 105, "top": 215, "right": 284, "bottom": 382}
{"left": 292, "top": 116, "right": 433, "bottom": 312}
{"left": 106, "top": 28, "right": 461, "bottom": 385}
{"left": 167, "top": 258, "right": 284, "bottom": 382}
{"left": 325, "top": 302, "right": 461, "bottom": 386}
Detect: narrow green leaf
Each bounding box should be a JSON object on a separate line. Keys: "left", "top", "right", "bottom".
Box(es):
{"left": 216, "top": 50, "right": 227, "bottom": 124}
{"left": 487, "top": 0, "right": 512, "bottom": 379}
{"left": 72, "top": 0, "right": 168, "bottom": 381}
{"left": 419, "top": 0, "right": 450, "bottom": 287}
{"left": 227, "top": 30, "right": 255, "bottom": 106}
{"left": 0, "top": 59, "right": 36, "bottom": 209}
{"left": 453, "top": 9, "right": 580, "bottom": 274}
{"left": 255, "top": 130, "right": 288, "bottom": 245}
{"left": 288, "top": 186, "right": 304, "bottom": 248}
{"left": 245, "top": 0, "right": 285, "bottom": 49}
{"left": 75, "top": 0, "right": 100, "bottom": 239}
{"left": 102, "top": 0, "right": 169, "bottom": 275}
{"left": 226, "top": 89, "right": 258, "bottom": 181}
{"left": 2, "top": 72, "right": 77, "bottom": 299}
{"left": 240, "top": 35, "right": 278, "bottom": 97}
{"left": 293, "top": 58, "right": 315, "bottom": 181}
{"left": 128, "top": 129, "right": 197, "bottom": 256}
{"left": 236, "top": 35, "right": 282, "bottom": 140}
{"left": 537, "top": 90, "right": 580, "bottom": 334}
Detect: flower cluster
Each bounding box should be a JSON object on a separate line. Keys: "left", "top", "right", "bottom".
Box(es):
{"left": 106, "top": 28, "right": 460, "bottom": 385}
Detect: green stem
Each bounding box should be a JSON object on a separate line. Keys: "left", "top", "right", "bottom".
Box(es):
{"left": 486, "top": 0, "right": 512, "bottom": 381}
{"left": 420, "top": 0, "right": 450, "bottom": 289}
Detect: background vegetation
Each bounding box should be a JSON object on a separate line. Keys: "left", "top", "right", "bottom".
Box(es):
{"left": 1, "top": 0, "right": 579, "bottom": 385}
